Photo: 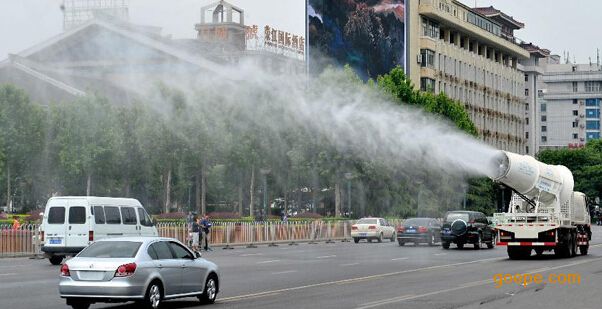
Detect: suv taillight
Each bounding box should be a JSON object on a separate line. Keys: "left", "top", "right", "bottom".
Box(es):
{"left": 114, "top": 263, "right": 137, "bottom": 277}
{"left": 60, "top": 264, "right": 70, "bottom": 277}
{"left": 88, "top": 231, "right": 94, "bottom": 242}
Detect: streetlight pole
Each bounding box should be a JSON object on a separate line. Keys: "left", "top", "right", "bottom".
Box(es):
{"left": 344, "top": 173, "right": 353, "bottom": 217}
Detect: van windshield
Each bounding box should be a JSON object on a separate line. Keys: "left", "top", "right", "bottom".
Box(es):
{"left": 78, "top": 241, "right": 142, "bottom": 258}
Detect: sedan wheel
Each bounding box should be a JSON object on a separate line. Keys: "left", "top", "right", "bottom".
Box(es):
{"left": 428, "top": 234, "right": 435, "bottom": 246}
{"left": 377, "top": 233, "right": 383, "bottom": 243}
{"left": 144, "top": 283, "right": 162, "bottom": 309}
{"left": 199, "top": 276, "right": 218, "bottom": 304}
{"left": 390, "top": 232, "right": 396, "bottom": 242}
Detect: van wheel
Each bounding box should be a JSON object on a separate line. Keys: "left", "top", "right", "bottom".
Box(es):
{"left": 198, "top": 274, "right": 218, "bottom": 304}
{"left": 49, "top": 255, "right": 63, "bottom": 265}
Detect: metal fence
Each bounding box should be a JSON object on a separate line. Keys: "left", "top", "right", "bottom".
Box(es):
{"left": 0, "top": 219, "right": 404, "bottom": 258}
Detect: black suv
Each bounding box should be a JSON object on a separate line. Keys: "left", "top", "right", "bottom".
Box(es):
{"left": 440, "top": 211, "right": 495, "bottom": 249}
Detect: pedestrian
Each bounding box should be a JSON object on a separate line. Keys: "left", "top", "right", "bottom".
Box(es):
{"left": 200, "top": 214, "right": 212, "bottom": 251}
{"left": 191, "top": 217, "right": 200, "bottom": 251}
{"left": 12, "top": 216, "right": 21, "bottom": 230}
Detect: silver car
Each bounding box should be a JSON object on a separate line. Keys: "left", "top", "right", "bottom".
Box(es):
{"left": 59, "top": 237, "right": 219, "bottom": 309}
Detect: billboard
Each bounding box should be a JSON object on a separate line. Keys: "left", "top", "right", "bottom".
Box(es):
{"left": 307, "top": 0, "right": 406, "bottom": 80}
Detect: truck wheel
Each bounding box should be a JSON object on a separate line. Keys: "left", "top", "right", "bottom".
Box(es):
{"left": 49, "top": 255, "right": 63, "bottom": 265}
{"left": 554, "top": 241, "right": 571, "bottom": 258}
{"left": 508, "top": 247, "right": 530, "bottom": 260}
{"left": 580, "top": 245, "right": 589, "bottom": 255}
{"left": 570, "top": 233, "right": 578, "bottom": 257}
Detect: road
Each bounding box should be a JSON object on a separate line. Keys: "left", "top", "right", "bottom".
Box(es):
{"left": 2, "top": 226, "right": 602, "bottom": 309}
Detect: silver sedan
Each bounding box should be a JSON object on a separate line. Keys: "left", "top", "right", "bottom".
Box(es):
{"left": 58, "top": 237, "right": 219, "bottom": 309}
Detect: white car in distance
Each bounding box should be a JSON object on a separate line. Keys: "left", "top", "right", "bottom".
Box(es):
{"left": 351, "top": 218, "right": 396, "bottom": 243}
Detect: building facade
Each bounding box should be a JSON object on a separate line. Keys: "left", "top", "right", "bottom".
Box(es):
{"left": 406, "top": 0, "right": 530, "bottom": 153}
{"left": 529, "top": 61, "right": 602, "bottom": 152}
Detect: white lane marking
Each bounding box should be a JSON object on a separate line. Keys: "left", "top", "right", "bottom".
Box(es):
{"left": 0, "top": 273, "right": 17, "bottom": 276}
{"left": 316, "top": 255, "right": 336, "bottom": 259}
{"left": 219, "top": 256, "right": 506, "bottom": 303}
{"left": 433, "top": 253, "right": 447, "bottom": 256}
{"left": 241, "top": 253, "right": 263, "bottom": 257}
{"left": 256, "top": 260, "right": 280, "bottom": 264}
{"left": 355, "top": 257, "right": 602, "bottom": 309}
{"left": 357, "top": 295, "right": 415, "bottom": 308}
{"left": 391, "top": 257, "right": 408, "bottom": 261}
{"left": 340, "top": 263, "right": 360, "bottom": 267}
{"left": 271, "top": 270, "right": 298, "bottom": 275}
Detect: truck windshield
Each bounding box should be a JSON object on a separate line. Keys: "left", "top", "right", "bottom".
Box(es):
{"left": 78, "top": 241, "right": 142, "bottom": 258}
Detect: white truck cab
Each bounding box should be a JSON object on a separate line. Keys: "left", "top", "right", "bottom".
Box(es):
{"left": 41, "top": 196, "right": 158, "bottom": 265}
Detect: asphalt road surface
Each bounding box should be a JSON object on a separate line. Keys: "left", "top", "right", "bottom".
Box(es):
{"left": 3, "top": 226, "right": 602, "bottom": 309}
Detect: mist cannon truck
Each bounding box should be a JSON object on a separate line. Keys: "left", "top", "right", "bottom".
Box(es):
{"left": 491, "top": 151, "right": 591, "bottom": 259}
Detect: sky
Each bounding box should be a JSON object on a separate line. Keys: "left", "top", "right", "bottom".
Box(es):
{"left": 0, "top": 0, "right": 600, "bottom": 63}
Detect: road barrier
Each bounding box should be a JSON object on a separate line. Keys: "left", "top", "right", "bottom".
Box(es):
{"left": 0, "top": 219, "right": 404, "bottom": 257}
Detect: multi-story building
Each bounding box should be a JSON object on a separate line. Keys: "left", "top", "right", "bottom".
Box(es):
{"left": 531, "top": 61, "right": 602, "bottom": 152}
{"left": 406, "top": 0, "right": 530, "bottom": 153}
{"left": 519, "top": 43, "right": 551, "bottom": 155}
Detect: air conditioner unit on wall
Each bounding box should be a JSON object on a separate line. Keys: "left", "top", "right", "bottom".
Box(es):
{"left": 417, "top": 55, "right": 422, "bottom": 64}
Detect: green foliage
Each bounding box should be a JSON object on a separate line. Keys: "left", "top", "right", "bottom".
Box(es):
{"left": 538, "top": 140, "right": 602, "bottom": 202}
{"left": 0, "top": 65, "right": 483, "bottom": 218}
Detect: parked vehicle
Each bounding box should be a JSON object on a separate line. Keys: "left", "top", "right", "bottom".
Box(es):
{"left": 491, "top": 151, "right": 591, "bottom": 259}
{"left": 351, "top": 218, "right": 396, "bottom": 243}
{"left": 41, "top": 196, "right": 158, "bottom": 265}
{"left": 396, "top": 217, "right": 441, "bottom": 246}
{"left": 59, "top": 237, "right": 219, "bottom": 309}
{"left": 440, "top": 211, "right": 495, "bottom": 249}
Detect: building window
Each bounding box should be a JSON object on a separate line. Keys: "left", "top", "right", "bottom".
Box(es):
{"left": 526, "top": 146, "right": 529, "bottom": 153}
{"left": 573, "top": 133, "right": 579, "bottom": 139}
{"left": 585, "top": 81, "right": 602, "bottom": 92}
{"left": 541, "top": 103, "right": 546, "bottom": 112}
{"left": 541, "top": 136, "right": 547, "bottom": 142}
{"left": 573, "top": 122, "right": 578, "bottom": 128}
{"left": 524, "top": 74, "right": 529, "bottom": 82}
{"left": 541, "top": 115, "right": 547, "bottom": 122}
{"left": 525, "top": 103, "right": 529, "bottom": 111}
{"left": 422, "top": 17, "right": 440, "bottom": 39}
{"left": 573, "top": 110, "right": 579, "bottom": 116}
{"left": 586, "top": 98, "right": 601, "bottom": 106}
{"left": 573, "top": 99, "right": 578, "bottom": 104}
{"left": 525, "top": 88, "right": 529, "bottom": 96}
{"left": 573, "top": 82, "right": 578, "bottom": 92}
{"left": 420, "top": 49, "right": 435, "bottom": 68}
{"left": 420, "top": 78, "right": 436, "bottom": 93}
{"left": 586, "top": 109, "right": 600, "bottom": 118}
{"left": 586, "top": 120, "right": 600, "bottom": 130}
{"left": 526, "top": 118, "right": 529, "bottom": 125}
{"left": 541, "top": 126, "right": 547, "bottom": 132}
{"left": 588, "top": 132, "right": 598, "bottom": 140}
{"left": 525, "top": 132, "right": 529, "bottom": 139}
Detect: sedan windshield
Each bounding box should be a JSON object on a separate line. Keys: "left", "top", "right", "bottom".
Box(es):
{"left": 78, "top": 241, "right": 142, "bottom": 258}
{"left": 444, "top": 213, "right": 470, "bottom": 222}
{"left": 356, "top": 218, "right": 378, "bottom": 224}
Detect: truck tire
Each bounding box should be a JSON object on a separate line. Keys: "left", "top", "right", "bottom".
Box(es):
{"left": 570, "top": 233, "right": 578, "bottom": 257}
{"left": 554, "top": 241, "right": 571, "bottom": 258}
{"left": 508, "top": 247, "right": 530, "bottom": 260}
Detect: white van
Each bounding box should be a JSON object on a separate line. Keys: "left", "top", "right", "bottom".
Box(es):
{"left": 41, "top": 196, "right": 158, "bottom": 265}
